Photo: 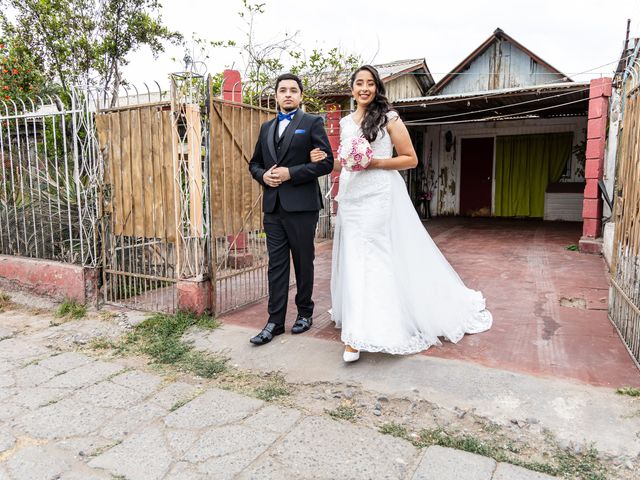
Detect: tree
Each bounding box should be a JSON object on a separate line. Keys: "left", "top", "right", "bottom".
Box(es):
{"left": 0, "top": 35, "right": 45, "bottom": 102}
{"left": 289, "top": 47, "right": 361, "bottom": 112}
{"left": 0, "top": 0, "right": 181, "bottom": 104}
{"left": 222, "top": 1, "right": 361, "bottom": 111}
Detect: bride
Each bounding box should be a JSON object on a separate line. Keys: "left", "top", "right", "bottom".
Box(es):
{"left": 310, "top": 65, "right": 492, "bottom": 362}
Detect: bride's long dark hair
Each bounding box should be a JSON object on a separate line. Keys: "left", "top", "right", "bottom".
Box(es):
{"left": 350, "top": 65, "right": 395, "bottom": 143}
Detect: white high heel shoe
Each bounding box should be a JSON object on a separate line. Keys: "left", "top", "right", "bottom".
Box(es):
{"left": 343, "top": 347, "right": 360, "bottom": 363}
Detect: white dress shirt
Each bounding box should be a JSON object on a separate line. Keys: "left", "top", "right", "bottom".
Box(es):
{"left": 278, "top": 109, "right": 298, "bottom": 137}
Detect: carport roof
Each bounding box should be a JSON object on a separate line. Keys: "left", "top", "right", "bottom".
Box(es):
{"left": 396, "top": 81, "right": 590, "bottom": 125}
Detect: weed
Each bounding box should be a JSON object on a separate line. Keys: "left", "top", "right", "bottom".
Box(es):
{"left": 89, "top": 337, "right": 117, "bottom": 350}
{"left": 126, "top": 311, "right": 226, "bottom": 378}
{"left": 379, "top": 422, "right": 408, "bottom": 439}
{"left": 56, "top": 300, "right": 86, "bottom": 320}
{"left": 616, "top": 386, "right": 640, "bottom": 397}
{"left": 0, "top": 290, "right": 11, "bottom": 311}
{"left": 254, "top": 377, "right": 290, "bottom": 401}
{"left": 326, "top": 404, "right": 357, "bottom": 421}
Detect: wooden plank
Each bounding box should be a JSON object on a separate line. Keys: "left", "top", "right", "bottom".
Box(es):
{"left": 151, "top": 107, "right": 165, "bottom": 238}
{"left": 186, "top": 105, "right": 203, "bottom": 237}
{"left": 161, "top": 109, "right": 177, "bottom": 243}
{"left": 130, "top": 108, "right": 145, "bottom": 237}
{"left": 214, "top": 101, "right": 225, "bottom": 237}
{"left": 118, "top": 110, "right": 133, "bottom": 236}
{"left": 95, "top": 114, "right": 110, "bottom": 184}
{"left": 140, "top": 107, "right": 155, "bottom": 237}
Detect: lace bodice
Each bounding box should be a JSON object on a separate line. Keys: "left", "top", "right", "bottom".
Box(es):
{"left": 339, "top": 111, "right": 398, "bottom": 159}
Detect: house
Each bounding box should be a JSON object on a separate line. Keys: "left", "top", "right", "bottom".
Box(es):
{"left": 311, "top": 58, "right": 435, "bottom": 113}
{"left": 396, "top": 29, "right": 590, "bottom": 220}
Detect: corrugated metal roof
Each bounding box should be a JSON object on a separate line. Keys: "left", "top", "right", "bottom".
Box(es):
{"left": 397, "top": 81, "right": 589, "bottom": 103}
{"left": 374, "top": 58, "right": 426, "bottom": 78}
{"left": 396, "top": 82, "right": 590, "bottom": 124}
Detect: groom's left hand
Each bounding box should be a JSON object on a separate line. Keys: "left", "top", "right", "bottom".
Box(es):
{"left": 271, "top": 166, "right": 291, "bottom": 183}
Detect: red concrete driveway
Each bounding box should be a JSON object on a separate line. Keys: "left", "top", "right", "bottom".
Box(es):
{"left": 222, "top": 218, "right": 640, "bottom": 388}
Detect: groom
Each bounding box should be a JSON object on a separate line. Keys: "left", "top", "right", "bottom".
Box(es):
{"left": 248, "top": 73, "right": 334, "bottom": 346}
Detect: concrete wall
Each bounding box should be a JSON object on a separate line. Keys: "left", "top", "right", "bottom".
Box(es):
{"left": 0, "top": 255, "right": 99, "bottom": 305}
{"left": 581, "top": 77, "right": 612, "bottom": 249}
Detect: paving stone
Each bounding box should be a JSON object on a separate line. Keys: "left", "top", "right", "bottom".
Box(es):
{"left": 88, "top": 426, "right": 173, "bottom": 480}
{"left": 164, "top": 429, "right": 200, "bottom": 457}
{"left": 73, "top": 380, "right": 147, "bottom": 409}
{"left": 164, "top": 388, "right": 263, "bottom": 430}
{"left": 100, "top": 400, "right": 166, "bottom": 441}
{"left": 4, "top": 445, "right": 73, "bottom": 480}
{"left": 0, "top": 339, "right": 49, "bottom": 364}
{"left": 411, "top": 445, "right": 496, "bottom": 480}
{"left": 184, "top": 424, "right": 279, "bottom": 463}
{"left": 0, "top": 464, "right": 10, "bottom": 480}
{"left": 0, "top": 360, "right": 16, "bottom": 373}
{"left": 165, "top": 461, "right": 207, "bottom": 480}
{"left": 0, "top": 427, "right": 16, "bottom": 453}
{"left": 243, "top": 405, "right": 302, "bottom": 434}
{"left": 0, "top": 326, "right": 14, "bottom": 340}
{"left": 0, "top": 400, "right": 26, "bottom": 422}
{"left": 38, "top": 352, "right": 93, "bottom": 373}
{"left": 16, "top": 398, "right": 117, "bottom": 440}
{"left": 149, "top": 381, "right": 201, "bottom": 410}
{"left": 0, "top": 372, "right": 14, "bottom": 388}
{"left": 59, "top": 469, "right": 113, "bottom": 480}
{"left": 14, "top": 364, "right": 58, "bottom": 388}
{"left": 197, "top": 449, "right": 280, "bottom": 480}
{"left": 110, "top": 369, "right": 163, "bottom": 396}
{"left": 11, "top": 386, "right": 70, "bottom": 409}
{"left": 493, "top": 463, "right": 558, "bottom": 480}
{"left": 42, "top": 361, "right": 123, "bottom": 390}
{"left": 267, "top": 416, "right": 418, "bottom": 480}
{"left": 0, "top": 385, "right": 15, "bottom": 402}
{"left": 55, "top": 435, "right": 115, "bottom": 458}
{"left": 236, "top": 457, "right": 296, "bottom": 480}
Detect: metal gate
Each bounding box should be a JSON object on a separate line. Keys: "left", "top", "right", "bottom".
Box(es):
{"left": 609, "top": 50, "right": 640, "bottom": 365}
{"left": 96, "top": 77, "right": 208, "bottom": 313}
{"left": 208, "top": 87, "right": 276, "bottom": 315}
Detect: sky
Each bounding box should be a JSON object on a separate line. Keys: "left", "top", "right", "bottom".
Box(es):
{"left": 124, "top": 0, "right": 640, "bottom": 90}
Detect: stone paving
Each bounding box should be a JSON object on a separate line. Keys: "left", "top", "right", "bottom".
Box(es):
{"left": 0, "top": 323, "right": 559, "bottom": 479}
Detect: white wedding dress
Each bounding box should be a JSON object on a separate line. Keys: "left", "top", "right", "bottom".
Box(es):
{"left": 330, "top": 112, "right": 492, "bottom": 354}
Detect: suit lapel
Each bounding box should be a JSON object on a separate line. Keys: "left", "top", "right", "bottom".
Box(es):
{"left": 277, "top": 111, "right": 304, "bottom": 162}
{"left": 266, "top": 118, "right": 278, "bottom": 164}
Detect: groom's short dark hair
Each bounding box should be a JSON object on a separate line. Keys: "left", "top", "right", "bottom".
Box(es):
{"left": 275, "top": 73, "right": 303, "bottom": 92}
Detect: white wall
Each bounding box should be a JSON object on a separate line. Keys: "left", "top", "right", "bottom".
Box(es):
{"left": 603, "top": 88, "right": 621, "bottom": 218}
{"left": 422, "top": 117, "right": 588, "bottom": 216}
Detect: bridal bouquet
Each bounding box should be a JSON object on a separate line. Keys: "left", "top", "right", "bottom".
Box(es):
{"left": 337, "top": 137, "right": 373, "bottom": 171}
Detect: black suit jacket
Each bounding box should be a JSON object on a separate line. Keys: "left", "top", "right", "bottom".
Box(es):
{"left": 249, "top": 111, "right": 334, "bottom": 213}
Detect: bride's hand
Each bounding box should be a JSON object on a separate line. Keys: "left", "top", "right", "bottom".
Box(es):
{"left": 309, "top": 148, "right": 327, "bottom": 163}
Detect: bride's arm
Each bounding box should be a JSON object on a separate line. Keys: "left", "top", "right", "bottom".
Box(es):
{"left": 368, "top": 117, "right": 418, "bottom": 170}
{"left": 310, "top": 148, "right": 341, "bottom": 172}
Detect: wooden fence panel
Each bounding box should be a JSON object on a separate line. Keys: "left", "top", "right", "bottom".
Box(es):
{"left": 96, "top": 105, "right": 179, "bottom": 241}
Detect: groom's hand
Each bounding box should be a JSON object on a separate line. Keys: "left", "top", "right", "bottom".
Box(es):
{"left": 263, "top": 166, "right": 281, "bottom": 187}
{"left": 271, "top": 166, "right": 291, "bottom": 183}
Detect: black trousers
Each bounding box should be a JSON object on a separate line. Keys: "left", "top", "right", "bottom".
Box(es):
{"left": 263, "top": 202, "right": 319, "bottom": 327}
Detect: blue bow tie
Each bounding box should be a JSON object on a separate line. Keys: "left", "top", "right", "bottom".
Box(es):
{"left": 278, "top": 110, "right": 296, "bottom": 122}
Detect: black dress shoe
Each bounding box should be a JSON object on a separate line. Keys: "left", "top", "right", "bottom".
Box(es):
{"left": 291, "top": 316, "right": 312, "bottom": 334}
{"left": 250, "top": 322, "right": 285, "bottom": 345}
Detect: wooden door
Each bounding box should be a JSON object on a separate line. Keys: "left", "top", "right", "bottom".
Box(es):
{"left": 460, "top": 137, "right": 494, "bottom": 215}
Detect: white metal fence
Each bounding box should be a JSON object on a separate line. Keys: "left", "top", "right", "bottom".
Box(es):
{"left": 0, "top": 89, "right": 100, "bottom": 266}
